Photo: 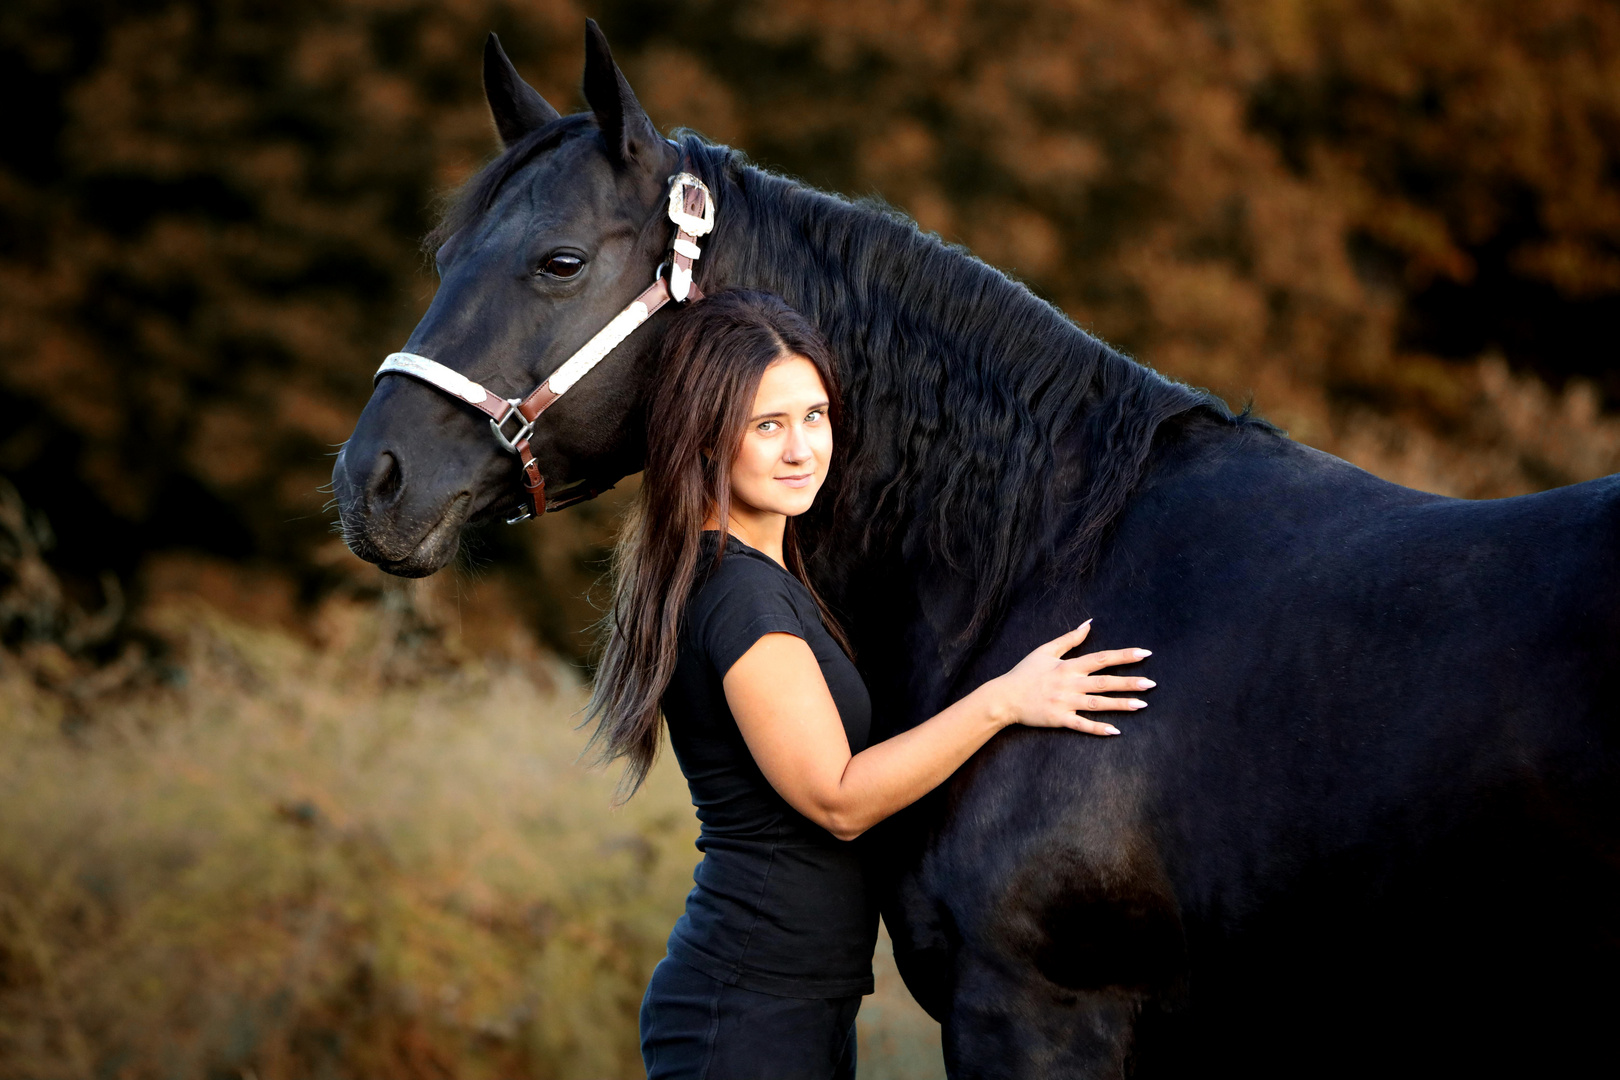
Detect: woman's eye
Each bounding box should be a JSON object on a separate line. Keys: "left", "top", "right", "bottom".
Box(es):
{"left": 757, "top": 420, "right": 779, "bottom": 433}
{"left": 540, "top": 254, "right": 584, "bottom": 278}
{"left": 805, "top": 410, "right": 823, "bottom": 423}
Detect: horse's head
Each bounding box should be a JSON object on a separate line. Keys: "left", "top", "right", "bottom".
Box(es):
{"left": 333, "top": 23, "right": 684, "bottom": 576}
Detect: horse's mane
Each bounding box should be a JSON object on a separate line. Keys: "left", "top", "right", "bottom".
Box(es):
{"left": 677, "top": 135, "right": 1269, "bottom": 642}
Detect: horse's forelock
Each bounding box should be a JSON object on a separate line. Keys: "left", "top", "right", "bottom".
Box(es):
{"left": 424, "top": 113, "right": 597, "bottom": 254}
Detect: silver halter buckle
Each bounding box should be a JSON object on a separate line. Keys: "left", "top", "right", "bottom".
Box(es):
{"left": 667, "top": 172, "right": 715, "bottom": 236}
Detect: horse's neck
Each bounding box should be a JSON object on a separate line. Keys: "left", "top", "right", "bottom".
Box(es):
{"left": 719, "top": 173, "right": 1079, "bottom": 370}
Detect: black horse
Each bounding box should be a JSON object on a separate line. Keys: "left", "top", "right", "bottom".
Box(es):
{"left": 333, "top": 24, "right": 1620, "bottom": 1079}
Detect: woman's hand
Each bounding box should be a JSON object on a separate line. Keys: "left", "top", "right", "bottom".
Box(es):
{"left": 980, "top": 620, "right": 1153, "bottom": 736}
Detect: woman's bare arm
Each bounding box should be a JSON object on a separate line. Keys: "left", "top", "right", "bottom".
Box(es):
{"left": 724, "top": 622, "right": 1151, "bottom": 841}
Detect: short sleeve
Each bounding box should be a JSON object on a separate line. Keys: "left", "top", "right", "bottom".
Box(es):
{"left": 689, "top": 556, "right": 807, "bottom": 678}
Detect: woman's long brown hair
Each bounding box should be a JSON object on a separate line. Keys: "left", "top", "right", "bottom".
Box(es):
{"left": 585, "top": 289, "right": 849, "bottom": 799}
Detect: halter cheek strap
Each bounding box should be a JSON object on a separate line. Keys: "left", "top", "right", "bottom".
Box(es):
{"left": 373, "top": 170, "right": 715, "bottom": 523}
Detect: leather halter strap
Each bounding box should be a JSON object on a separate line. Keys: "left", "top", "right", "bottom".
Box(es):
{"left": 374, "top": 170, "right": 715, "bottom": 522}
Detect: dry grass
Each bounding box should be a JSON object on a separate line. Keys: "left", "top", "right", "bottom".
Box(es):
{"left": 0, "top": 576, "right": 943, "bottom": 1078}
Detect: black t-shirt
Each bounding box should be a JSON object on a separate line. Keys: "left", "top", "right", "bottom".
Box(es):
{"left": 661, "top": 532, "right": 878, "bottom": 998}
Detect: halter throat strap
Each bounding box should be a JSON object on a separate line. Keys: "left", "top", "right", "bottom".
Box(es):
{"left": 374, "top": 169, "right": 715, "bottom": 522}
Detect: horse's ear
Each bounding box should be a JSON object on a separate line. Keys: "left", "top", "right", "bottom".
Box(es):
{"left": 483, "top": 32, "right": 561, "bottom": 148}
{"left": 582, "top": 19, "right": 662, "bottom": 170}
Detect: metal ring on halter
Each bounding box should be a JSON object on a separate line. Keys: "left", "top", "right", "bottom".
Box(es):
{"left": 489, "top": 406, "right": 534, "bottom": 455}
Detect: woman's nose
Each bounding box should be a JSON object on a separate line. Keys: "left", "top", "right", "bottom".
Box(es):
{"left": 784, "top": 425, "right": 812, "bottom": 463}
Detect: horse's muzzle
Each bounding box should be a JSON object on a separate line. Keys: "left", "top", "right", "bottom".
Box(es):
{"left": 333, "top": 444, "right": 471, "bottom": 577}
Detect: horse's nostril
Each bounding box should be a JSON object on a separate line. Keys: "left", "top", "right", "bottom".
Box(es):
{"left": 369, "top": 451, "right": 403, "bottom": 504}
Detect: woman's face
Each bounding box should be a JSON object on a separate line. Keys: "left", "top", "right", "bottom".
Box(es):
{"left": 728, "top": 354, "right": 832, "bottom": 522}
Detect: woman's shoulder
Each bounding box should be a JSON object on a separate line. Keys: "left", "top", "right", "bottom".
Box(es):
{"left": 687, "top": 536, "right": 812, "bottom": 644}
{"left": 692, "top": 539, "right": 801, "bottom": 607}
{"left": 684, "top": 540, "right": 813, "bottom": 676}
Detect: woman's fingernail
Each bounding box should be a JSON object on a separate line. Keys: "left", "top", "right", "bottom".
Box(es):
{"left": 1129, "top": 700, "right": 1147, "bottom": 709}
{"left": 1080, "top": 618, "right": 1093, "bottom": 628}
{"left": 1133, "top": 649, "right": 1152, "bottom": 658}
{"left": 1139, "top": 679, "right": 1156, "bottom": 688}
{"left": 1105, "top": 725, "right": 1121, "bottom": 735}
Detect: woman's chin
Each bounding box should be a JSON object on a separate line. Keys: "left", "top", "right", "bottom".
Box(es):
{"left": 735, "top": 485, "right": 821, "bottom": 519}
{"left": 783, "top": 491, "right": 823, "bottom": 517}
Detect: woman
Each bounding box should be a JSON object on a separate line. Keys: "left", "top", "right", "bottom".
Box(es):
{"left": 587, "top": 290, "right": 1153, "bottom": 1079}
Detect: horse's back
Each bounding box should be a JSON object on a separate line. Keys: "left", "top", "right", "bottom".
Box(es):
{"left": 893, "top": 425, "right": 1620, "bottom": 1078}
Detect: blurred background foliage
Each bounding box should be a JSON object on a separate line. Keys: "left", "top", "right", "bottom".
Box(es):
{"left": 2, "top": 0, "right": 1618, "bottom": 641}
{"left": 0, "top": 479, "right": 943, "bottom": 1077}
{"left": 1, "top": 0, "right": 1619, "bottom": 1076}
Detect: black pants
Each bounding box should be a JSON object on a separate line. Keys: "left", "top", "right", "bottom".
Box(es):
{"left": 640, "top": 955, "right": 860, "bottom": 1080}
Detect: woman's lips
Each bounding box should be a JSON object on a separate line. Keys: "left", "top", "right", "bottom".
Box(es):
{"left": 776, "top": 473, "right": 815, "bottom": 488}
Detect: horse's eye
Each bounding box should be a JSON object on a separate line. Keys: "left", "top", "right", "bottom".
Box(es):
{"left": 541, "top": 254, "right": 584, "bottom": 278}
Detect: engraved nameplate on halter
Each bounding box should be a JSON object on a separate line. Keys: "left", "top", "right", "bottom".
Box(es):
{"left": 546, "top": 300, "right": 655, "bottom": 395}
